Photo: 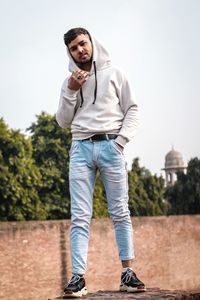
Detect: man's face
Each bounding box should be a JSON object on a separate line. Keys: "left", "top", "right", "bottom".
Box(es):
{"left": 68, "top": 34, "right": 93, "bottom": 65}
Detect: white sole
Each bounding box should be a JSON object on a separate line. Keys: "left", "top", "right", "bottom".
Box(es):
{"left": 63, "top": 287, "right": 87, "bottom": 298}
{"left": 120, "top": 284, "right": 146, "bottom": 293}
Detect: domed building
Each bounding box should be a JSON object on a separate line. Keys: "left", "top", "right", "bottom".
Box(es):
{"left": 163, "top": 147, "right": 187, "bottom": 185}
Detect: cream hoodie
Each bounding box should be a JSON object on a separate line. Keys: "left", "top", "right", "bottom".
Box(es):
{"left": 56, "top": 34, "right": 139, "bottom": 147}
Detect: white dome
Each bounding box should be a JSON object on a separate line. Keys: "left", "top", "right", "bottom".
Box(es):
{"left": 165, "top": 148, "right": 185, "bottom": 169}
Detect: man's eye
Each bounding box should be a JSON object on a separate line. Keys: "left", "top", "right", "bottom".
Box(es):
{"left": 80, "top": 41, "right": 86, "bottom": 46}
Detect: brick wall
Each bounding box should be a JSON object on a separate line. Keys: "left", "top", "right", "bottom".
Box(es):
{"left": 0, "top": 215, "right": 200, "bottom": 300}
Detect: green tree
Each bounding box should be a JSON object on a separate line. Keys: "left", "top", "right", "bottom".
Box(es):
{"left": 0, "top": 113, "right": 170, "bottom": 221}
{"left": 128, "top": 158, "right": 167, "bottom": 216}
{"left": 93, "top": 171, "right": 109, "bottom": 218}
{"left": 143, "top": 174, "right": 168, "bottom": 215}
{"left": 0, "top": 118, "right": 46, "bottom": 221}
{"left": 165, "top": 157, "right": 200, "bottom": 214}
{"left": 27, "top": 112, "right": 72, "bottom": 219}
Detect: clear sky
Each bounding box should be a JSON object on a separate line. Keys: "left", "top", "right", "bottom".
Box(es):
{"left": 1, "top": 0, "right": 200, "bottom": 175}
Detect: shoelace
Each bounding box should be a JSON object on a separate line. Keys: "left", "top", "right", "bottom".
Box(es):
{"left": 122, "top": 269, "right": 136, "bottom": 283}
{"left": 68, "top": 274, "right": 82, "bottom": 285}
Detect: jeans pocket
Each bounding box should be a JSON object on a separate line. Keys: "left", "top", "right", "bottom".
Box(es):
{"left": 110, "top": 140, "right": 124, "bottom": 155}
{"left": 69, "top": 141, "right": 80, "bottom": 156}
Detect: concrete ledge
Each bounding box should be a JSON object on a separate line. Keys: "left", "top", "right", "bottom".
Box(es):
{"left": 49, "top": 288, "right": 200, "bottom": 299}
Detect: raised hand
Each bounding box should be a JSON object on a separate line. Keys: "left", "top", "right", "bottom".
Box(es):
{"left": 68, "top": 69, "right": 89, "bottom": 91}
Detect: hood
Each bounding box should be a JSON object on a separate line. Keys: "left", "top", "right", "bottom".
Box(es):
{"left": 66, "top": 33, "right": 111, "bottom": 108}
{"left": 67, "top": 34, "right": 111, "bottom": 74}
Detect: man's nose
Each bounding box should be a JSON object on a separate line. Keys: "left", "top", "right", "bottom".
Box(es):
{"left": 77, "top": 46, "right": 84, "bottom": 53}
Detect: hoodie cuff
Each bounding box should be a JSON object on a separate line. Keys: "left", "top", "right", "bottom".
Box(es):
{"left": 115, "top": 135, "right": 128, "bottom": 147}
{"left": 65, "top": 87, "right": 79, "bottom": 98}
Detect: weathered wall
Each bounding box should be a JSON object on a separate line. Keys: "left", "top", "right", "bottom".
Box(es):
{"left": 0, "top": 215, "right": 200, "bottom": 300}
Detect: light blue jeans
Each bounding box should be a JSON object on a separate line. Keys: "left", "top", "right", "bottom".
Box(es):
{"left": 69, "top": 139, "right": 134, "bottom": 275}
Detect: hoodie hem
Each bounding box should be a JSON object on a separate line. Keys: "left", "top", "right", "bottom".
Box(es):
{"left": 72, "top": 132, "right": 128, "bottom": 146}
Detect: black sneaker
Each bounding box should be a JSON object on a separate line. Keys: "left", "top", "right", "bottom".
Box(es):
{"left": 63, "top": 274, "right": 87, "bottom": 298}
{"left": 120, "top": 268, "right": 146, "bottom": 293}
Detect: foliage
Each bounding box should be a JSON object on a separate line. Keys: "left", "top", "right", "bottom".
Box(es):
{"left": 0, "top": 118, "right": 46, "bottom": 221}
{"left": 128, "top": 158, "right": 168, "bottom": 216}
{"left": 27, "top": 112, "right": 72, "bottom": 219}
{"left": 165, "top": 157, "right": 200, "bottom": 214}
{"left": 93, "top": 171, "right": 109, "bottom": 218}
{"left": 3, "top": 112, "right": 200, "bottom": 221}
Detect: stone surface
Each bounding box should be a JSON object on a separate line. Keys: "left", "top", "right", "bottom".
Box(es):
{"left": 48, "top": 289, "right": 200, "bottom": 299}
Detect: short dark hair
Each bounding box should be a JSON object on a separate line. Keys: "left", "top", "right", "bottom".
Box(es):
{"left": 63, "top": 27, "right": 90, "bottom": 46}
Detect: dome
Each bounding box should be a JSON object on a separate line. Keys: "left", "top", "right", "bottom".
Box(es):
{"left": 164, "top": 147, "right": 185, "bottom": 169}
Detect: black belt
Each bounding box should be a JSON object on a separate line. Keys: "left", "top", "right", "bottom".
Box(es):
{"left": 83, "top": 134, "right": 118, "bottom": 142}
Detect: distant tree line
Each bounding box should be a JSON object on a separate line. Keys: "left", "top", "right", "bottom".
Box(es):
{"left": 0, "top": 113, "right": 200, "bottom": 221}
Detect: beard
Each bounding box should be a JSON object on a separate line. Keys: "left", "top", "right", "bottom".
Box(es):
{"left": 74, "top": 56, "right": 92, "bottom": 69}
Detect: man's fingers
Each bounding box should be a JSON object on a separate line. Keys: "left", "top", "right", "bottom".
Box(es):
{"left": 68, "top": 70, "right": 89, "bottom": 90}
{"left": 74, "top": 70, "right": 89, "bottom": 82}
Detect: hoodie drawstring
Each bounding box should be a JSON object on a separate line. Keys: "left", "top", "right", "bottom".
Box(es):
{"left": 79, "top": 61, "right": 97, "bottom": 108}
{"left": 92, "top": 61, "right": 97, "bottom": 104}
{"left": 80, "top": 88, "right": 84, "bottom": 108}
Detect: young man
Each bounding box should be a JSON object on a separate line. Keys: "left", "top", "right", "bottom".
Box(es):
{"left": 56, "top": 27, "right": 146, "bottom": 298}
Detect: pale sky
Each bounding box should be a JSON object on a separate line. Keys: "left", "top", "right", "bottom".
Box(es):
{"left": 1, "top": 0, "right": 200, "bottom": 175}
